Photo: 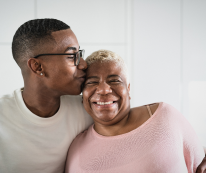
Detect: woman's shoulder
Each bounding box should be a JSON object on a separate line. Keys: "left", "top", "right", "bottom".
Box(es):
{"left": 130, "top": 102, "right": 160, "bottom": 116}
{"left": 147, "top": 102, "right": 160, "bottom": 114}
{"left": 152, "top": 102, "right": 184, "bottom": 123}
{"left": 160, "top": 102, "right": 182, "bottom": 115}
{"left": 128, "top": 103, "right": 160, "bottom": 128}
{"left": 130, "top": 102, "right": 182, "bottom": 121}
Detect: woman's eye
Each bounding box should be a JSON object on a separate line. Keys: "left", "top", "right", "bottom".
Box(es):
{"left": 85, "top": 81, "right": 98, "bottom": 85}
{"left": 110, "top": 80, "right": 120, "bottom": 83}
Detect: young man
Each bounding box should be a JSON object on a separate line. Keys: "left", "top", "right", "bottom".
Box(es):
{"left": 0, "top": 19, "right": 93, "bottom": 173}
{"left": 0, "top": 18, "right": 205, "bottom": 173}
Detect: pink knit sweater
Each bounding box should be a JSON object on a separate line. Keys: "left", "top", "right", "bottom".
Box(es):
{"left": 65, "top": 102, "right": 204, "bottom": 173}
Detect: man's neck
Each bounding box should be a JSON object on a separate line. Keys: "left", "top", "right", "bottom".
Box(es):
{"left": 22, "top": 86, "right": 61, "bottom": 118}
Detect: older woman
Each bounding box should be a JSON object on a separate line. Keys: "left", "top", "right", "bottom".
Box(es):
{"left": 65, "top": 50, "right": 205, "bottom": 173}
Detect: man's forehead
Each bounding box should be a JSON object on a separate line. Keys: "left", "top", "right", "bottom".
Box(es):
{"left": 64, "top": 46, "right": 80, "bottom": 53}
{"left": 51, "top": 29, "right": 73, "bottom": 42}
{"left": 51, "top": 29, "right": 79, "bottom": 52}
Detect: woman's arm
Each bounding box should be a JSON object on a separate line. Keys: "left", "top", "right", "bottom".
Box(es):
{"left": 167, "top": 103, "right": 205, "bottom": 173}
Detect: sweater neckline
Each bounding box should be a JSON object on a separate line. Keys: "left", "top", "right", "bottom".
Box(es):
{"left": 91, "top": 102, "right": 164, "bottom": 139}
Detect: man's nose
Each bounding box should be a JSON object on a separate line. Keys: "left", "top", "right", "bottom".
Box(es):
{"left": 96, "top": 82, "right": 112, "bottom": 95}
{"left": 77, "top": 57, "right": 87, "bottom": 70}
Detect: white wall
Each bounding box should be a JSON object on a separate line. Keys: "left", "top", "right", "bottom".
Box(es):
{"left": 0, "top": 0, "right": 35, "bottom": 95}
{"left": 132, "top": 0, "right": 181, "bottom": 111}
{"left": 0, "top": 0, "right": 206, "bottom": 143}
{"left": 182, "top": 0, "right": 206, "bottom": 116}
{"left": 132, "top": 0, "right": 206, "bottom": 145}
{"left": 189, "top": 82, "right": 206, "bottom": 146}
{"left": 182, "top": 0, "right": 206, "bottom": 146}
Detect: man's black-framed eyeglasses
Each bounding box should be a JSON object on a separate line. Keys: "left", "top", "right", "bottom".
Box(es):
{"left": 33, "top": 49, "right": 85, "bottom": 66}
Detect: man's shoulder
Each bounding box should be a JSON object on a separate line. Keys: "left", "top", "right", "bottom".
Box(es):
{"left": 61, "top": 95, "right": 94, "bottom": 133}
{"left": 62, "top": 95, "right": 82, "bottom": 104}
{"left": 70, "top": 125, "right": 93, "bottom": 149}
{"left": 61, "top": 94, "right": 87, "bottom": 116}
{"left": 0, "top": 90, "right": 18, "bottom": 120}
{"left": 0, "top": 90, "right": 16, "bottom": 105}
{"left": 61, "top": 95, "right": 84, "bottom": 110}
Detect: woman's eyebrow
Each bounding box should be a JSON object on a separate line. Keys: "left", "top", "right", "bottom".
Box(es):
{"left": 108, "top": 75, "right": 121, "bottom": 78}
{"left": 86, "top": 76, "right": 99, "bottom": 80}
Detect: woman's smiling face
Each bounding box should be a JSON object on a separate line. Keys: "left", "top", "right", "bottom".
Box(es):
{"left": 83, "top": 61, "right": 130, "bottom": 125}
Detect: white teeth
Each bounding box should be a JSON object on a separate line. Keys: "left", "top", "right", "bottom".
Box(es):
{"left": 96, "top": 101, "right": 113, "bottom": 105}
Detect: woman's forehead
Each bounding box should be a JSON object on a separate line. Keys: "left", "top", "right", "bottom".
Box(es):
{"left": 86, "top": 61, "right": 127, "bottom": 79}
{"left": 87, "top": 61, "right": 120, "bottom": 72}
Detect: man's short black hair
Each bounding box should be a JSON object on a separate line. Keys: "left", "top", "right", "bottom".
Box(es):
{"left": 12, "top": 18, "right": 70, "bottom": 67}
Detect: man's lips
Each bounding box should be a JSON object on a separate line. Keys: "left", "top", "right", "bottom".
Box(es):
{"left": 78, "top": 74, "right": 86, "bottom": 78}
{"left": 77, "top": 74, "right": 86, "bottom": 82}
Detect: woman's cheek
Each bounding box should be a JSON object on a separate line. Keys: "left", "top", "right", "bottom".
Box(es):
{"left": 83, "top": 89, "right": 91, "bottom": 108}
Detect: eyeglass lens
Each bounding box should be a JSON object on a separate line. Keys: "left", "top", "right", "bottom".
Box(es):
{"left": 66, "top": 50, "right": 83, "bottom": 66}
{"left": 75, "top": 50, "right": 85, "bottom": 66}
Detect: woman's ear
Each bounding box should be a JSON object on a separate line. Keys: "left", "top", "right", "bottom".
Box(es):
{"left": 27, "top": 58, "right": 44, "bottom": 76}
{"left": 127, "top": 83, "right": 130, "bottom": 92}
{"left": 128, "top": 83, "right": 131, "bottom": 100}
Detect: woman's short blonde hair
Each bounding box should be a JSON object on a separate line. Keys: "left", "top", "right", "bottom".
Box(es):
{"left": 85, "top": 50, "right": 129, "bottom": 83}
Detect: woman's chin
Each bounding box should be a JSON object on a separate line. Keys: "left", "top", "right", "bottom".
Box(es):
{"left": 96, "top": 115, "right": 116, "bottom": 123}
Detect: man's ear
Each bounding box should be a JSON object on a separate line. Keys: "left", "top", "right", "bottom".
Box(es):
{"left": 27, "top": 58, "right": 44, "bottom": 76}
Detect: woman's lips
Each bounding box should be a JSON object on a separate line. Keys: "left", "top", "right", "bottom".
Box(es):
{"left": 92, "top": 101, "right": 118, "bottom": 108}
{"left": 96, "top": 101, "right": 113, "bottom": 105}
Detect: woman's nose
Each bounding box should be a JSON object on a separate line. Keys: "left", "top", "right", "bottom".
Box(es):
{"left": 96, "top": 82, "right": 112, "bottom": 95}
{"left": 77, "top": 57, "right": 87, "bottom": 70}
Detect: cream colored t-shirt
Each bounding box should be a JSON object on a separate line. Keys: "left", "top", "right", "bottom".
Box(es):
{"left": 0, "top": 89, "right": 93, "bottom": 173}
